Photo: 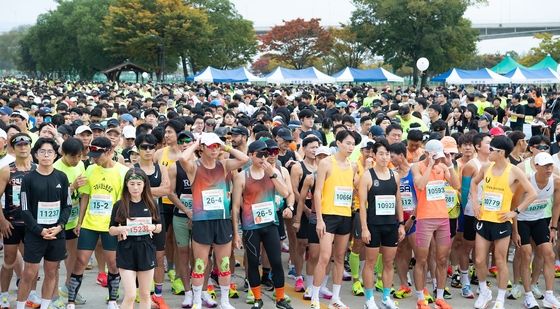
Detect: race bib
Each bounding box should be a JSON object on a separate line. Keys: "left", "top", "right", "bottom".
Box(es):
{"left": 482, "top": 192, "right": 503, "bottom": 212}
{"left": 126, "top": 217, "right": 152, "bottom": 236}
{"left": 37, "top": 201, "right": 60, "bottom": 225}
{"left": 526, "top": 198, "right": 549, "bottom": 212}
{"left": 178, "top": 193, "right": 193, "bottom": 214}
{"left": 525, "top": 115, "right": 534, "bottom": 123}
{"left": 252, "top": 201, "right": 275, "bottom": 224}
{"left": 400, "top": 192, "right": 415, "bottom": 211}
{"left": 89, "top": 194, "right": 112, "bottom": 216}
{"left": 12, "top": 185, "right": 21, "bottom": 207}
{"left": 375, "top": 195, "right": 396, "bottom": 215}
{"left": 202, "top": 189, "right": 224, "bottom": 211}
{"left": 510, "top": 115, "right": 517, "bottom": 122}
{"left": 445, "top": 189, "right": 457, "bottom": 209}
{"left": 68, "top": 205, "right": 79, "bottom": 226}
{"left": 334, "top": 186, "right": 353, "bottom": 207}
{"left": 426, "top": 181, "right": 445, "bottom": 201}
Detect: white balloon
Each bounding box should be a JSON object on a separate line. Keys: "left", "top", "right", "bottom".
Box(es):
{"left": 416, "top": 57, "right": 430, "bottom": 71}
{"left": 141, "top": 72, "right": 150, "bottom": 79}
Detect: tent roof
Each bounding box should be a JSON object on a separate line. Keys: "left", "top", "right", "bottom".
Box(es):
{"left": 265, "top": 67, "right": 335, "bottom": 84}
{"left": 431, "top": 68, "right": 510, "bottom": 84}
{"left": 491, "top": 54, "right": 526, "bottom": 74}
{"left": 187, "top": 67, "right": 263, "bottom": 83}
{"left": 332, "top": 67, "right": 404, "bottom": 83}
{"left": 529, "top": 54, "right": 559, "bottom": 71}
{"left": 503, "top": 67, "right": 560, "bottom": 84}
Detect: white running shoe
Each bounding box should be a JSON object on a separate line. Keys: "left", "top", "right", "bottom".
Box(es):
{"left": 303, "top": 288, "right": 312, "bottom": 300}
{"left": 543, "top": 294, "right": 560, "bottom": 308}
{"left": 328, "top": 298, "right": 349, "bottom": 309}
{"left": 524, "top": 294, "right": 540, "bottom": 309}
{"left": 66, "top": 304, "right": 76, "bottom": 309}
{"left": 491, "top": 301, "right": 504, "bottom": 309}
{"left": 182, "top": 290, "right": 193, "bottom": 308}
{"left": 364, "top": 299, "right": 379, "bottom": 309}
{"left": 219, "top": 301, "right": 236, "bottom": 309}
{"left": 107, "top": 301, "right": 119, "bottom": 309}
{"left": 320, "top": 286, "right": 334, "bottom": 300}
{"left": 27, "top": 290, "right": 41, "bottom": 307}
{"left": 474, "top": 290, "right": 492, "bottom": 309}
{"left": 381, "top": 298, "right": 399, "bottom": 309}
{"left": 531, "top": 284, "right": 544, "bottom": 300}
{"left": 507, "top": 284, "right": 522, "bottom": 300}
{"left": 0, "top": 293, "right": 9, "bottom": 309}
{"left": 202, "top": 291, "right": 218, "bottom": 308}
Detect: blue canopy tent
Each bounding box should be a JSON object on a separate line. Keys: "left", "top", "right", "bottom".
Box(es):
{"left": 332, "top": 67, "right": 404, "bottom": 83}
{"left": 503, "top": 67, "right": 560, "bottom": 84}
{"left": 431, "top": 68, "right": 510, "bottom": 84}
{"left": 186, "top": 67, "right": 263, "bottom": 83}
{"left": 265, "top": 67, "right": 335, "bottom": 84}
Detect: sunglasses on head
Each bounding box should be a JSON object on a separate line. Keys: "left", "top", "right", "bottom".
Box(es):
{"left": 205, "top": 143, "right": 221, "bottom": 150}
{"left": 535, "top": 145, "right": 550, "bottom": 151}
{"left": 178, "top": 138, "right": 192, "bottom": 145}
{"left": 139, "top": 143, "right": 155, "bottom": 151}
{"left": 255, "top": 150, "right": 269, "bottom": 159}
{"left": 89, "top": 145, "right": 108, "bottom": 152}
{"left": 489, "top": 146, "right": 502, "bottom": 152}
{"left": 12, "top": 136, "right": 31, "bottom": 145}
{"left": 268, "top": 148, "right": 279, "bottom": 156}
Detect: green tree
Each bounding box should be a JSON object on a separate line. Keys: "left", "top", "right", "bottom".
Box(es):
{"left": 351, "top": 0, "right": 479, "bottom": 86}
{"left": 519, "top": 33, "right": 560, "bottom": 67}
{"left": 0, "top": 26, "right": 30, "bottom": 71}
{"left": 327, "top": 25, "right": 370, "bottom": 72}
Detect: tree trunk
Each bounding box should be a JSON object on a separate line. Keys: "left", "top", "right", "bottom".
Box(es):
{"left": 412, "top": 66, "right": 419, "bottom": 88}
{"left": 180, "top": 54, "right": 188, "bottom": 79}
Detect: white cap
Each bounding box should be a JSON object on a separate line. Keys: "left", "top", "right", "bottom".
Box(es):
{"left": 75, "top": 125, "right": 92, "bottom": 135}
{"left": 11, "top": 110, "right": 29, "bottom": 121}
{"left": 200, "top": 133, "right": 224, "bottom": 146}
{"left": 425, "top": 139, "right": 445, "bottom": 159}
{"left": 123, "top": 125, "right": 136, "bottom": 139}
{"left": 535, "top": 152, "right": 554, "bottom": 166}
{"left": 257, "top": 97, "right": 266, "bottom": 104}
{"left": 0, "top": 129, "right": 7, "bottom": 140}
{"left": 316, "top": 146, "right": 332, "bottom": 156}
{"left": 360, "top": 138, "right": 375, "bottom": 149}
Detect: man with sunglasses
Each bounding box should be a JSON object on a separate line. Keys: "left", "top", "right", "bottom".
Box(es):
{"left": 180, "top": 132, "right": 249, "bottom": 309}
{"left": 232, "top": 140, "right": 292, "bottom": 309}
{"left": 0, "top": 133, "right": 41, "bottom": 308}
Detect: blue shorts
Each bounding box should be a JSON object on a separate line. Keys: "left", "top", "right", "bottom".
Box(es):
{"left": 406, "top": 221, "right": 416, "bottom": 236}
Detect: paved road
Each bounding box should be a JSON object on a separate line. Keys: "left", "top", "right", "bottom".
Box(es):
{"left": 1, "top": 248, "right": 555, "bottom": 308}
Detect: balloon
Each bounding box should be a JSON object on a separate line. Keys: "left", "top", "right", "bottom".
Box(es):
{"left": 416, "top": 57, "right": 430, "bottom": 71}
{"left": 141, "top": 72, "right": 150, "bottom": 79}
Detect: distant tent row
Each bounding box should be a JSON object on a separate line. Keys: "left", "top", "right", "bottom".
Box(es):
{"left": 491, "top": 54, "right": 559, "bottom": 74}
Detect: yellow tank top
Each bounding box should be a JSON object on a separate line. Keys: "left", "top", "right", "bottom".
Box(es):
{"left": 480, "top": 163, "right": 514, "bottom": 223}
{"left": 321, "top": 157, "right": 354, "bottom": 217}
{"left": 446, "top": 164, "right": 460, "bottom": 219}
{"left": 160, "top": 147, "right": 175, "bottom": 204}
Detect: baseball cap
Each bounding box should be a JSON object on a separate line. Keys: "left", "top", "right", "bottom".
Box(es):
{"left": 441, "top": 136, "right": 458, "bottom": 154}
{"left": 106, "top": 126, "right": 121, "bottom": 135}
{"left": 177, "top": 131, "right": 195, "bottom": 141}
{"left": 360, "top": 138, "right": 375, "bottom": 149}
{"left": 0, "top": 106, "right": 12, "bottom": 116}
{"left": 264, "top": 139, "right": 279, "bottom": 149}
{"left": 288, "top": 120, "right": 302, "bottom": 130}
{"left": 425, "top": 139, "right": 445, "bottom": 159}
{"left": 90, "top": 123, "right": 105, "bottom": 132}
{"left": 123, "top": 125, "right": 136, "bottom": 139}
{"left": 106, "top": 118, "right": 119, "bottom": 128}
{"left": 57, "top": 125, "right": 74, "bottom": 136}
{"left": 214, "top": 127, "right": 231, "bottom": 138}
{"left": 129, "top": 146, "right": 140, "bottom": 154}
{"left": 0, "top": 129, "right": 6, "bottom": 140}
{"left": 248, "top": 140, "right": 267, "bottom": 153}
{"left": 119, "top": 113, "right": 134, "bottom": 123}
{"left": 336, "top": 101, "right": 348, "bottom": 109}
{"left": 535, "top": 152, "right": 554, "bottom": 166}
{"left": 477, "top": 113, "right": 492, "bottom": 123}
{"left": 316, "top": 146, "right": 332, "bottom": 156}
{"left": 230, "top": 126, "right": 249, "bottom": 136}
{"left": 276, "top": 128, "right": 293, "bottom": 142}
{"left": 200, "top": 133, "right": 224, "bottom": 146}
{"left": 369, "top": 125, "right": 385, "bottom": 137}
{"left": 88, "top": 137, "right": 112, "bottom": 158}
{"left": 489, "top": 126, "right": 505, "bottom": 137}
{"left": 75, "top": 125, "right": 93, "bottom": 135}
{"left": 11, "top": 110, "right": 29, "bottom": 121}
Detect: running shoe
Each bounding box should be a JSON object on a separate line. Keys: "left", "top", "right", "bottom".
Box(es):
{"left": 97, "top": 272, "right": 108, "bottom": 287}
{"left": 0, "top": 293, "right": 9, "bottom": 309}
{"left": 434, "top": 299, "right": 452, "bottom": 309}
{"left": 303, "top": 288, "right": 312, "bottom": 300}
{"left": 295, "top": 277, "right": 305, "bottom": 292}
{"left": 262, "top": 274, "right": 275, "bottom": 291}
{"left": 168, "top": 269, "right": 176, "bottom": 282}
{"left": 543, "top": 293, "right": 560, "bottom": 308}
{"left": 320, "top": 286, "right": 333, "bottom": 300}
{"left": 66, "top": 305, "right": 76, "bottom": 309}
{"left": 531, "top": 284, "right": 544, "bottom": 300}
{"left": 450, "top": 272, "right": 461, "bottom": 288}
{"left": 423, "top": 289, "right": 434, "bottom": 304}
{"left": 461, "top": 285, "right": 474, "bottom": 299}
{"left": 229, "top": 283, "right": 239, "bottom": 299}
{"left": 555, "top": 265, "right": 560, "bottom": 278}
{"left": 474, "top": 289, "right": 492, "bottom": 309}
{"left": 342, "top": 271, "right": 352, "bottom": 281}
{"left": 488, "top": 266, "right": 498, "bottom": 277}
{"left": 218, "top": 301, "right": 235, "bottom": 309}
{"left": 251, "top": 299, "right": 264, "bottom": 309}
{"left": 182, "top": 290, "right": 193, "bottom": 308}
{"left": 416, "top": 300, "right": 430, "bottom": 309}
{"left": 47, "top": 297, "right": 65, "bottom": 309}
{"left": 381, "top": 298, "right": 399, "bottom": 309}
{"left": 107, "top": 301, "right": 119, "bottom": 309}
{"left": 364, "top": 299, "right": 379, "bottom": 309}
{"left": 281, "top": 242, "right": 290, "bottom": 253}
{"left": 328, "top": 298, "right": 349, "bottom": 309}
{"left": 202, "top": 291, "right": 217, "bottom": 308}
{"left": 433, "top": 287, "right": 452, "bottom": 300}
{"left": 507, "top": 280, "right": 512, "bottom": 289}
{"left": 276, "top": 298, "right": 293, "bottom": 309}
{"left": 524, "top": 294, "right": 540, "bottom": 309}
{"left": 375, "top": 279, "right": 384, "bottom": 292}
{"left": 172, "top": 278, "right": 185, "bottom": 295}
{"left": 507, "top": 284, "right": 522, "bottom": 300}
{"left": 310, "top": 301, "right": 321, "bottom": 309}
{"left": 352, "top": 280, "right": 365, "bottom": 296}
{"left": 207, "top": 285, "right": 216, "bottom": 299}
{"left": 272, "top": 290, "right": 291, "bottom": 303}
{"left": 246, "top": 289, "right": 255, "bottom": 304}
{"left": 85, "top": 256, "right": 94, "bottom": 270}
{"left": 59, "top": 285, "right": 87, "bottom": 305}
{"left": 491, "top": 301, "right": 504, "bottom": 309}
{"left": 469, "top": 268, "right": 479, "bottom": 285}
{"left": 287, "top": 266, "right": 296, "bottom": 280}
{"left": 447, "top": 266, "right": 453, "bottom": 278}
{"left": 394, "top": 285, "right": 412, "bottom": 299}
{"left": 243, "top": 278, "right": 249, "bottom": 292}
{"left": 151, "top": 295, "right": 169, "bottom": 309}
{"left": 26, "top": 291, "right": 41, "bottom": 308}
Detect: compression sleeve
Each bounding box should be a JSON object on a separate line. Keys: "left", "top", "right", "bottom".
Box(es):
{"left": 57, "top": 174, "right": 72, "bottom": 228}
{"left": 461, "top": 176, "right": 472, "bottom": 211}
{"left": 20, "top": 177, "right": 43, "bottom": 237}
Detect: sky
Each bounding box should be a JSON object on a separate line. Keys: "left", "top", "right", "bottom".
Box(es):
{"left": 2, "top": 0, "right": 560, "bottom": 55}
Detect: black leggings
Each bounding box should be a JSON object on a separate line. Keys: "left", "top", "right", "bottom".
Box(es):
{"left": 243, "top": 224, "right": 284, "bottom": 288}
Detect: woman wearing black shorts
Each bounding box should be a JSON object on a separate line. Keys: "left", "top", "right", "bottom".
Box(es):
{"left": 109, "top": 169, "right": 162, "bottom": 309}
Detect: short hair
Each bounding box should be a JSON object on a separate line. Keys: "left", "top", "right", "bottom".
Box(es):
{"left": 135, "top": 133, "right": 157, "bottom": 147}
{"left": 508, "top": 131, "right": 526, "bottom": 147}
{"left": 528, "top": 134, "right": 550, "bottom": 147}
{"left": 302, "top": 135, "right": 321, "bottom": 147}
{"left": 165, "top": 119, "right": 185, "bottom": 134}
{"left": 61, "top": 137, "right": 84, "bottom": 156}
{"left": 372, "top": 138, "right": 390, "bottom": 154}
{"left": 457, "top": 132, "right": 474, "bottom": 147}
{"left": 407, "top": 129, "right": 423, "bottom": 142}
{"left": 385, "top": 123, "right": 403, "bottom": 135}
{"left": 388, "top": 142, "right": 407, "bottom": 156}
{"left": 32, "top": 137, "right": 58, "bottom": 156}
{"left": 490, "top": 135, "right": 514, "bottom": 157}
{"left": 335, "top": 130, "right": 356, "bottom": 144}
{"left": 428, "top": 104, "right": 442, "bottom": 115}
{"left": 473, "top": 133, "right": 491, "bottom": 151}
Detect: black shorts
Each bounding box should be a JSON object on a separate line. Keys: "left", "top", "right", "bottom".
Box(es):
{"left": 77, "top": 228, "right": 117, "bottom": 251}
{"left": 323, "top": 214, "right": 352, "bottom": 235}
{"left": 365, "top": 223, "right": 399, "bottom": 248}
{"left": 449, "top": 218, "right": 457, "bottom": 239}
{"left": 518, "top": 218, "right": 550, "bottom": 246}
{"left": 192, "top": 219, "right": 233, "bottom": 245}
{"left": 116, "top": 238, "right": 156, "bottom": 271}
{"left": 276, "top": 209, "right": 286, "bottom": 241}
{"left": 352, "top": 212, "right": 362, "bottom": 239}
{"left": 308, "top": 222, "right": 319, "bottom": 244}
{"left": 152, "top": 214, "right": 166, "bottom": 251}
{"left": 23, "top": 235, "right": 66, "bottom": 263}
{"left": 65, "top": 229, "right": 78, "bottom": 240}
{"left": 161, "top": 204, "right": 174, "bottom": 232}
{"left": 3, "top": 225, "right": 26, "bottom": 245}
{"left": 463, "top": 215, "right": 477, "bottom": 241}
{"left": 296, "top": 213, "right": 310, "bottom": 239}
{"left": 475, "top": 220, "right": 512, "bottom": 241}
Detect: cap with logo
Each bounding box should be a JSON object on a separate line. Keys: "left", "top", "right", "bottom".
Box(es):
{"left": 123, "top": 125, "right": 136, "bottom": 139}
{"left": 200, "top": 133, "right": 224, "bottom": 146}
{"left": 276, "top": 128, "right": 293, "bottom": 142}
{"left": 88, "top": 137, "right": 112, "bottom": 158}
{"left": 248, "top": 140, "right": 267, "bottom": 153}
{"left": 535, "top": 152, "right": 554, "bottom": 166}
{"left": 75, "top": 125, "right": 93, "bottom": 135}
{"left": 425, "top": 139, "right": 445, "bottom": 159}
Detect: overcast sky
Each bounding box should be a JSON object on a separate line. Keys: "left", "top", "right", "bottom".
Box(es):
{"left": 2, "top": 0, "right": 559, "bottom": 54}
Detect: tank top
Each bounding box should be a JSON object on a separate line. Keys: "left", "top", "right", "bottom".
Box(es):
{"left": 297, "top": 161, "right": 314, "bottom": 210}
{"left": 174, "top": 161, "right": 192, "bottom": 218}
{"left": 518, "top": 173, "right": 553, "bottom": 221}
{"left": 159, "top": 147, "right": 175, "bottom": 205}
{"left": 523, "top": 159, "right": 535, "bottom": 175}
{"left": 398, "top": 167, "right": 417, "bottom": 220}
{"left": 416, "top": 162, "right": 448, "bottom": 219}
{"left": 240, "top": 169, "right": 277, "bottom": 230}
{"left": 366, "top": 168, "right": 398, "bottom": 225}
{"left": 446, "top": 162, "right": 460, "bottom": 219}
{"left": 134, "top": 162, "right": 163, "bottom": 212}
{"left": 2, "top": 162, "right": 37, "bottom": 226}
{"left": 191, "top": 160, "right": 230, "bottom": 221}
{"left": 321, "top": 156, "right": 354, "bottom": 217}
{"left": 553, "top": 153, "right": 560, "bottom": 167}
{"left": 480, "top": 163, "right": 514, "bottom": 223}
{"left": 274, "top": 161, "right": 285, "bottom": 212}
{"left": 464, "top": 158, "right": 482, "bottom": 216}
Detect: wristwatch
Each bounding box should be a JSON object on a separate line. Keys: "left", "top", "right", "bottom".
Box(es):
{"left": 269, "top": 173, "right": 278, "bottom": 179}
{"left": 514, "top": 208, "right": 520, "bottom": 214}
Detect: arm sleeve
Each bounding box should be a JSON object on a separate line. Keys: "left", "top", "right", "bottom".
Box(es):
{"left": 20, "top": 176, "right": 43, "bottom": 237}
{"left": 57, "top": 174, "right": 71, "bottom": 227}
{"left": 461, "top": 176, "right": 472, "bottom": 211}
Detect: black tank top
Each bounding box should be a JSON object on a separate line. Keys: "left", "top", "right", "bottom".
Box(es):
{"left": 366, "top": 168, "right": 398, "bottom": 225}
{"left": 174, "top": 161, "right": 192, "bottom": 217}
{"left": 297, "top": 161, "right": 314, "bottom": 209}
{"left": 134, "top": 163, "right": 162, "bottom": 211}
{"left": 4, "top": 162, "right": 37, "bottom": 226}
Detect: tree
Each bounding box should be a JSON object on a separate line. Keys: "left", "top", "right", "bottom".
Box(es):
{"left": 327, "top": 25, "right": 370, "bottom": 72}
{"left": 351, "top": 0, "right": 479, "bottom": 86}
{"left": 0, "top": 26, "right": 30, "bottom": 71}
{"left": 519, "top": 33, "right": 560, "bottom": 66}
{"left": 260, "top": 18, "right": 333, "bottom": 69}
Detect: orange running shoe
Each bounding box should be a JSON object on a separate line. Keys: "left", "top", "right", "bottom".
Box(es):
{"left": 151, "top": 294, "right": 170, "bottom": 309}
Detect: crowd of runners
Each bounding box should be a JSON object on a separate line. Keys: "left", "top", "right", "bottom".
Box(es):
{"left": 0, "top": 79, "right": 559, "bottom": 309}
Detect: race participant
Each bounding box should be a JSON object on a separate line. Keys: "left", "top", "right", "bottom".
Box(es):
{"left": 53, "top": 138, "right": 87, "bottom": 307}
{"left": 458, "top": 133, "right": 491, "bottom": 298}
{"left": 310, "top": 130, "right": 360, "bottom": 309}
{"left": 359, "top": 138, "right": 404, "bottom": 309}
{"left": 389, "top": 142, "right": 417, "bottom": 300}
{"left": 471, "top": 135, "right": 536, "bottom": 309}
{"left": 168, "top": 131, "right": 196, "bottom": 307}
{"left": 104, "top": 125, "right": 125, "bottom": 165}
{"left": 290, "top": 135, "right": 321, "bottom": 293}
{"left": 512, "top": 152, "right": 560, "bottom": 309}
{"left": 232, "top": 140, "right": 292, "bottom": 309}
{"left": 179, "top": 132, "right": 249, "bottom": 309}
{"left": 134, "top": 133, "right": 171, "bottom": 308}
{"left": 411, "top": 139, "right": 459, "bottom": 309}
{"left": 0, "top": 133, "right": 39, "bottom": 308}
{"left": 17, "top": 137, "right": 71, "bottom": 309}
{"left": 67, "top": 137, "right": 127, "bottom": 309}
{"left": 109, "top": 169, "right": 162, "bottom": 309}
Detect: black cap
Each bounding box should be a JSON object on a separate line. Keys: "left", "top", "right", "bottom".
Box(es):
{"left": 178, "top": 131, "right": 195, "bottom": 140}
{"left": 264, "top": 139, "right": 279, "bottom": 149}
{"left": 57, "top": 124, "right": 74, "bottom": 136}
{"left": 214, "top": 127, "right": 231, "bottom": 138}
{"left": 88, "top": 137, "right": 112, "bottom": 158}
{"left": 144, "top": 108, "right": 159, "bottom": 118}
{"left": 90, "top": 123, "right": 105, "bottom": 131}
{"left": 398, "top": 105, "right": 410, "bottom": 116}
{"left": 298, "top": 109, "right": 315, "bottom": 119}
{"left": 248, "top": 140, "right": 267, "bottom": 153}
{"left": 106, "top": 118, "right": 119, "bottom": 128}
{"left": 276, "top": 128, "right": 293, "bottom": 141}
{"left": 230, "top": 126, "right": 249, "bottom": 136}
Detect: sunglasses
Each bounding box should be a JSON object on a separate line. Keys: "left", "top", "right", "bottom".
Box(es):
{"left": 12, "top": 136, "right": 32, "bottom": 145}
{"left": 178, "top": 138, "right": 192, "bottom": 145}
{"left": 139, "top": 143, "right": 155, "bottom": 151}
{"left": 268, "top": 148, "right": 279, "bottom": 156}
{"left": 255, "top": 150, "right": 269, "bottom": 159}
{"left": 205, "top": 143, "right": 221, "bottom": 150}
{"left": 535, "top": 145, "right": 550, "bottom": 151}
{"left": 489, "top": 146, "right": 502, "bottom": 152}
{"left": 89, "top": 145, "right": 108, "bottom": 152}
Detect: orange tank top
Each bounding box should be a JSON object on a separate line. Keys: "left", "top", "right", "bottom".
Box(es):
{"left": 416, "top": 162, "right": 449, "bottom": 219}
